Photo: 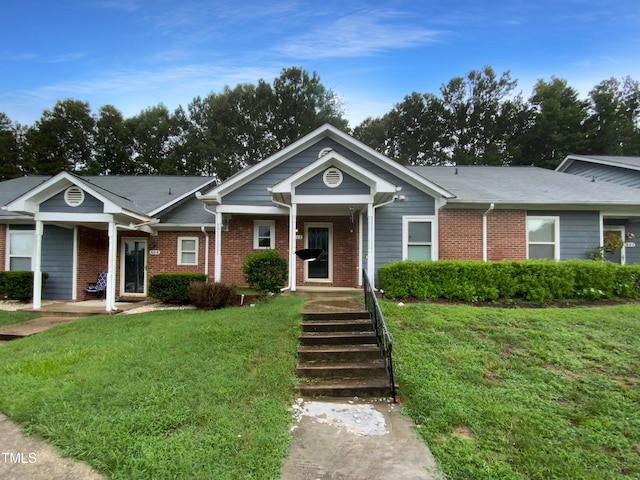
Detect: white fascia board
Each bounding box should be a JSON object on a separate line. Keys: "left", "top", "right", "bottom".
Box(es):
{"left": 445, "top": 199, "right": 640, "bottom": 210}
{"left": 215, "top": 205, "right": 287, "bottom": 214}
{"left": 292, "top": 194, "right": 374, "bottom": 205}
{"left": 35, "top": 212, "right": 115, "bottom": 223}
{"left": 271, "top": 151, "right": 397, "bottom": 194}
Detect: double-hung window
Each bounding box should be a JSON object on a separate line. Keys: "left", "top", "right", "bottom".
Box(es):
{"left": 527, "top": 216, "right": 560, "bottom": 260}
{"left": 178, "top": 237, "right": 198, "bottom": 265}
{"left": 7, "top": 226, "right": 35, "bottom": 271}
{"left": 254, "top": 220, "right": 275, "bottom": 249}
{"left": 403, "top": 216, "right": 435, "bottom": 260}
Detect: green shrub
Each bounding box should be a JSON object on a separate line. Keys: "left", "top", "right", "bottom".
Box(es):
{"left": 148, "top": 273, "right": 207, "bottom": 304}
{"left": 242, "top": 249, "right": 288, "bottom": 293}
{"left": 0, "top": 271, "right": 6, "bottom": 297}
{"left": 378, "top": 260, "right": 640, "bottom": 302}
{"left": 188, "top": 281, "right": 236, "bottom": 310}
{"left": 2, "top": 271, "right": 49, "bottom": 300}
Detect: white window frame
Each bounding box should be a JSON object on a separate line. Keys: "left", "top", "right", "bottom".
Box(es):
{"left": 6, "top": 226, "right": 36, "bottom": 271}
{"left": 527, "top": 216, "right": 560, "bottom": 260}
{"left": 402, "top": 216, "right": 437, "bottom": 261}
{"left": 253, "top": 220, "right": 275, "bottom": 249}
{"left": 177, "top": 236, "right": 198, "bottom": 265}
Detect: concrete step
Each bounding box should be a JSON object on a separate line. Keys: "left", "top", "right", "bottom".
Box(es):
{"left": 297, "top": 377, "right": 393, "bottom": 398}
{"left": 0, "top": 316, "right": 77, "bottom": 340}
{"left": 298, "top": 345, "right": 381, "bottom": 362}
{"left": 296, "top": 360, "right": 386, "bottom": 379}
{"left": 299, "top": 331, "right": 377, "bottom": 346}
{"left": 301, "top": 319, "right": 373, "bottom": 333}
{"left": 302, "top": 312, "right": 370, "bottom": 321}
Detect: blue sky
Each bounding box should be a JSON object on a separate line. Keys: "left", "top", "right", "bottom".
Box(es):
{"left": 2, "top": 0, "right": 639, "bottom": 128}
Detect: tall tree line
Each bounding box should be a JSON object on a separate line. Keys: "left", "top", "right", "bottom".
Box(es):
{"left": 354, "top": 66, "right": 640, "bottom": 167}
{"left": 1, "top": 66, "right": 639, "bottom": 182}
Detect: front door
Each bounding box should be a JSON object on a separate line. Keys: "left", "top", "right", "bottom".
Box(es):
{"left": 306, "top": 224, "right": 332, "bottom": 281}
{"left": 603, "top": 227, "right": 625, "bottom": 264}
{"left": 121, "top": 238, "right": 147, "bottom": 295}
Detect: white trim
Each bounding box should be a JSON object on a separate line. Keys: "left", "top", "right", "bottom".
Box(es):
{"left": 402, "top": 216, "right": 437, "bottom": 261}
{"left": 72, "top": 227, "right": 78, "bottom": 300}
{"left": 526, "top": 216, "right": 560, "bottom": 260}
{"left": 34, "top": 212, "right": 115, "bottom": 223}
{"left": 253, "top": 220, "right": 276, "bottom": 249}
{"left": 603, "top": 225, "right": 626, "bottom": 264}
{"left": 177, "top": 236, "right": 199, "bottom": 265}
{"left": 5, "top": 226, "right": 36, "bottom": 271}
{"left": 120, "top": 237, "right": 148, "bottom": 297}
{"left": 215, "top": 205, "right": 285, "bottom": 215}
{"left": 291, "top": 194, "right": 374, "bottom": 205}
{"left": 304, "top": 222, "right": 333, "bottom": 283}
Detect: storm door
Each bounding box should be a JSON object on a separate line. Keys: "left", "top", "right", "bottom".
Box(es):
{"left": 305, "top": 224, "right": 332, "bottom": 281}
{"left": 121, "top": 238, "right": 147, "bottom": 295}
{"left": 603, "top": 227, "right": 625, "bottom": 264}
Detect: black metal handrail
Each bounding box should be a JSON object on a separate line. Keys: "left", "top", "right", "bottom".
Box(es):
{"left": 363, "top": 269, "right": 396, "bottom": 402}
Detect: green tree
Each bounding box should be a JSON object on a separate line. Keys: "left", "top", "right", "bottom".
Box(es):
{"left": 94, "top": 104, "right": 134, "bottom": 175}
{"left": 585, "top": 77, "right": 640, "bottom": 155}
{"left": 24, "top": 99, "right": 96, "bottom": 175}
{"left": 0, "top": 113, "right": 24, "bottom": 181}
{"left": 513, "top": 77, "right": 589, "bottom": 168}
{"left": 126, "top": 104, "right": 178, "bottom": 174}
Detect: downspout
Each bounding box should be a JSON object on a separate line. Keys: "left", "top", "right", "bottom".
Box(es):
{"left": 482, "top": 203, "right": 495, "bottom": 262}
{"left": 202, "top": 203, "right": 222, "bottom": 282}
{"left": 368, "top": 193, "right": 400, "bottom": 280}
{"left": 201, "top": 226, "right": 210, "bottom": 278}
{"left": 271, "top": 199, "right": 295, "bottom": 292}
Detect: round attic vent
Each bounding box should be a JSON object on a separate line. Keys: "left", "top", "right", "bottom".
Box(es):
{"left": 318, "top": 147, "right": 332, "bottom": 158}
{"left": 64, "top": 186, "right": 85, "bottom": 207}
{"left": 323, "top": 168, "right": 343, "bottom": 188}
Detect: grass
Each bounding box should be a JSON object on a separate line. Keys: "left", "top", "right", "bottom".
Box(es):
{"left": 0, "top": 310, "right": 39, "bottom": 327}
{"left": 0, "top": 295, "right": 304, "bottom": 479}
{"left": 382, "top": 302, "right": 640, "bottom": 480}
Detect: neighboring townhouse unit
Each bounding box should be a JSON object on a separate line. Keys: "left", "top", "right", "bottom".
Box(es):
{"left": 3, "top": 125, "right": 640, "bottom": 311}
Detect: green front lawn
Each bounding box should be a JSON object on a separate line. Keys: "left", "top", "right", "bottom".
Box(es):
{"left": 0, "top": 296, "right": 303, "bottom": 479}
{"left": 383, "top": 302, "right": 640, "bottom": 480}
{"left": 0, "top": 310, "right": 39, "bottom": 327}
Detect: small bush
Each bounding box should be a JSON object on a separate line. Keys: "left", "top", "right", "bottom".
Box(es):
{"left": 2, "top": 271, "right": 49, "bottom": 300}
{"left": 188, "top": 282, "right": 236, "bottom": 310}
{"left": 0, "top": 271, "right": 6, "bottom": 297}
{"left": 148, "top": 273, "right": 207, "bottom": 304}
{"left": 242, "top": 249, "right": 287, "bottom": 293}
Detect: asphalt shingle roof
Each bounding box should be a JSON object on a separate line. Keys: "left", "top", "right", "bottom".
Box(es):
{"left": 409, "top": 166, "right": 640, "bottom": 205}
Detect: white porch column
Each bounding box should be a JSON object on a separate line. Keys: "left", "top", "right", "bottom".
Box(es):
{"left": 214, "top": 212, "right": 222, "bottom": 282}
{"left": 32, "top": 220, "right": 44, "bottom": 310}
{"left": 367, "top": 203, "right": 375, "bottom": 277}
{"left": 105, "top": 221, "right": 117, "bottom": 312}
{"left": 290, "top": 203, "right": 297, "bottom": 292}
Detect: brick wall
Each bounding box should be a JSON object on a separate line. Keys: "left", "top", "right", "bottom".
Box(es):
{"left": 439, "top": 208, "right": 526, "bottom": 261}
{"left": 219, "top": 215, "right": 360, "bottom": 288}
{"left": 76, "top": 226, "right": 108, "bottom": 299}
{"left": 0, "top": 224, "right": 5, "bottom": 271}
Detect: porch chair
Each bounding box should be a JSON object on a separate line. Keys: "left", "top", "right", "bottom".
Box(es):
{"left": 85, "top": 271, "right": 107, "bottom": 300}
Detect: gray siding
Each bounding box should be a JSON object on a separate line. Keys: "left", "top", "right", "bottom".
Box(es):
{"left": 295, "top": 170, "right": 370, "bottom": 195}
{"left": 41, "top": 225, "right": 74, "bottom": 299}
{"left": 528, "top": 210, "right": 600, "bottom": 260}
{"left": 41, "top": 190, "right": 104, "bottom": 213}
{"left": 564, "top": 161, "right": 640, "bottom": 188}
{"left": 159, "top": 196, "right": 213, "bottom": 224}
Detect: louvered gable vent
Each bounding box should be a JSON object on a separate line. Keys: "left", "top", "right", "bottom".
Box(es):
{"left": 64, "top": 186, "right": 85, "bottom": 207}
{"left": 323, "top": 168, "right": 343, "bottom": 188}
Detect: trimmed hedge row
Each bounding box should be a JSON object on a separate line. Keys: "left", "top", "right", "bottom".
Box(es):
{"left": 378, "top": 260, "right": 640, "bottom": 303}
{"left": 148, "top": 273, "right": 207, "bottom": 304}
{"left": 0, "top": 271, "right": 49, "bottom": 300}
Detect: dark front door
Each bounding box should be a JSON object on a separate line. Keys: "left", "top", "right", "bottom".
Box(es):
{"left": 123, "top": 239, "right": 147, "bottom": 294}
{"left": 307, "top": 226, "right": 329, "bottom": 280}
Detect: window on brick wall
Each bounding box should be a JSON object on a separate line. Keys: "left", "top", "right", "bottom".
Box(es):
{"left": 254, "top": 220, "right": 275, "bottom": 249}
{"left": 403, "top": 216, "right": 436, "bottom": 260}
{"left": 6, "top": 226, "right": 35, "bottom": 271}
{"left": 527, "top": 216, "right": 559, "bottom": 260}
{"left": 178, "top": 237, "right": 198, "bottom": 265}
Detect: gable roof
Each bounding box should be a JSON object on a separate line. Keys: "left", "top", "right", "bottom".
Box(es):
{"left": 411, "top": 165, "right": 640, "bottom": 207}
{"left": 1, "top": 173, "right": 217, "bottom": 219}
{"left": 557, "top": 155, "right": 640, "bottom": 173}
{"left": 199, "top": 124, "right": 454, "bottom": 202}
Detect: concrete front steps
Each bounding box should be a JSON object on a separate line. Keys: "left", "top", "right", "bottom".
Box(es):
{"left": 296, "top": 311, "right": 393, "bottom": 398}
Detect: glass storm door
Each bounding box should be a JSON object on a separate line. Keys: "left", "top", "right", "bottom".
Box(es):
{"left": 123, "top": 239, "right": 147, "bottom": 295}
{"left": 306, "top": 226, "right": 330, "bottom": 280}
